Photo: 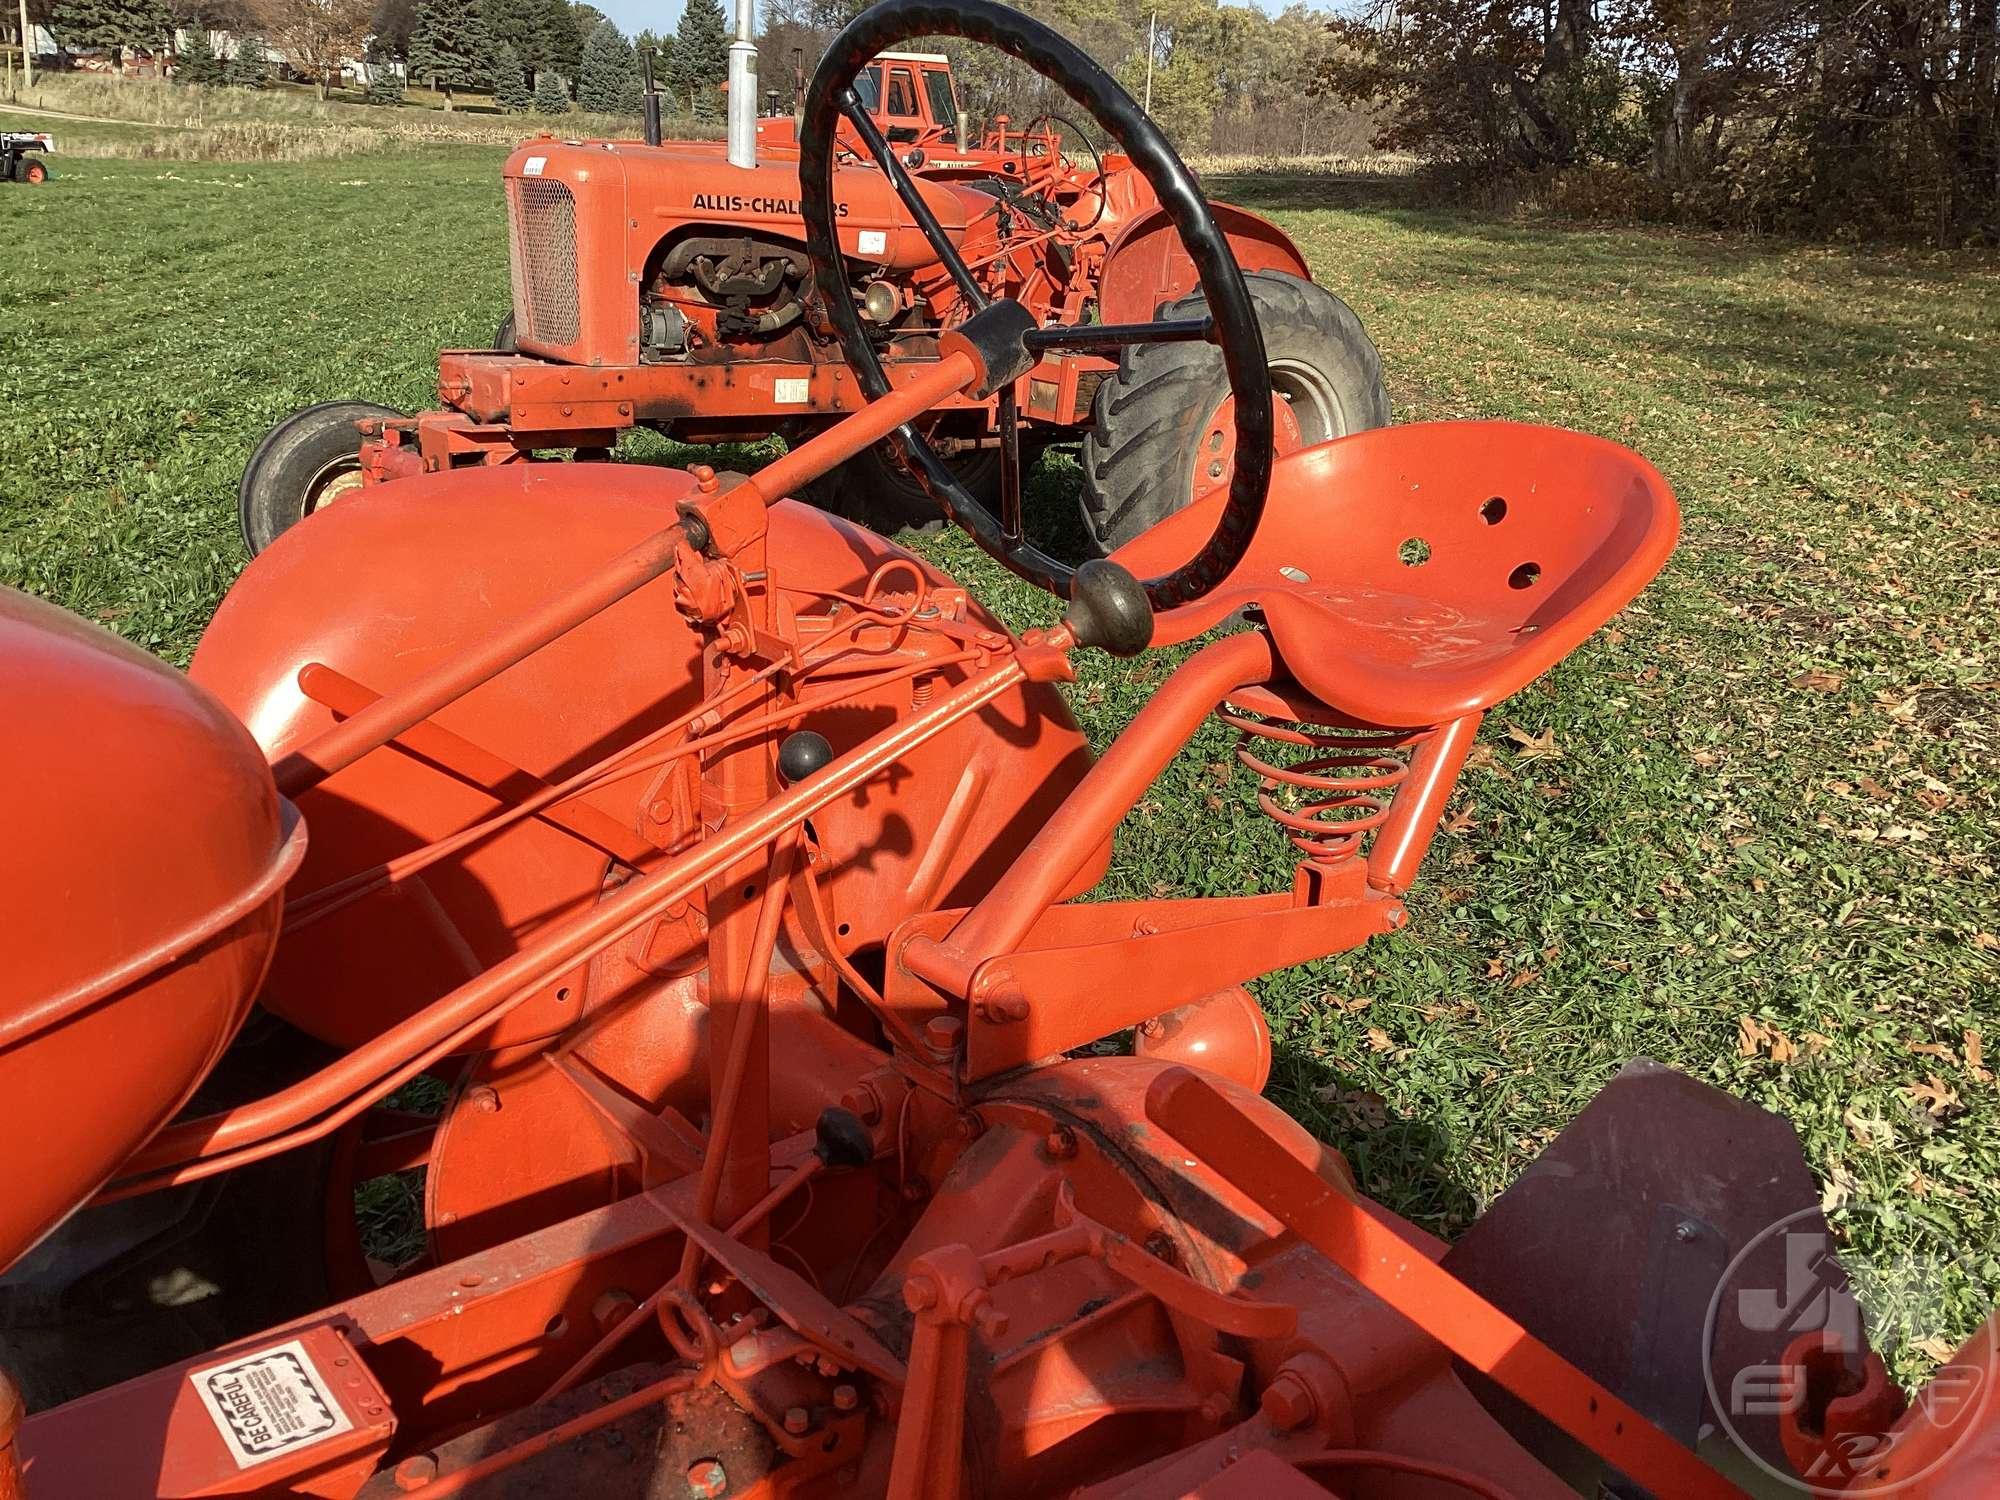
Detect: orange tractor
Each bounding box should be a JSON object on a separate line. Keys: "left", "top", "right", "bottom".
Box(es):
{"left": 238, "top": 39, "right": 1386, "bottom": 549}
{"left": 5, "top": 3, "right": 1995, "bottom": 1497}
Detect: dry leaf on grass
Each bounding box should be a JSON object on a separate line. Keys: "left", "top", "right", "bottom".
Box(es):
{"left": 1966, "top": 1030, "right": 1989, "bottom": 1083}
{"left": 1793, "top": 670, "right": 1845, "bottom": 692}
{"left": 1505, "top": 724, "right": 1563, "bottom": 760}
{"left": 1906, "top": 1075, "right": 1961, "bottom": 1117}
{"left": 1739, "top": 1015, "right": 1797, "bottom": 1064}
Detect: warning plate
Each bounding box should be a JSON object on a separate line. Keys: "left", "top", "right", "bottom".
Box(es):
{"left": 189, "top": 1338, "right": 355, "bottom": 1468}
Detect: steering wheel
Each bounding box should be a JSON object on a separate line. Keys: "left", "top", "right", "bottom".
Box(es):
{"left": 799, "top": 0, "right": 1274, "bottom": 615}
{"left": 1016, "top": 113, "right": 1108, "bottom": 232}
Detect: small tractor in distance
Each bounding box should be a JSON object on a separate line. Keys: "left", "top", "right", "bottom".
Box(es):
{"left": 239, "top": 39, "right": 1387, "bottom": 551}
{"left": 1, "top": 132, "right": 53, "bottom": 184}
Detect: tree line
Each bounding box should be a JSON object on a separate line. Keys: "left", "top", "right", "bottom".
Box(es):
{"left": 1320, "top": 0, "right": 1998, "bottom": 243}
{"left": 18, "top": 0, "right": 735, "bottom": 115}
{"left": 759, "top": 0, "right": 1371, "bottom": 158}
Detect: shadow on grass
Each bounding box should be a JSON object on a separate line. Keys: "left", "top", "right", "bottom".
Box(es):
{"left": 1268, "top": 1038, "right": 1483, "bottom": 1239}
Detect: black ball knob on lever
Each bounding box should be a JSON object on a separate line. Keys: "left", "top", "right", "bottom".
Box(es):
{"left": 777, "top": 730, "right": 836, "bottom": 785}
{"left": 1063, "top": 559, "right": 1154, "bottom": 657}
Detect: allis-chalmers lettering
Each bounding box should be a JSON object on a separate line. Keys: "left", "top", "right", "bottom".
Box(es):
{"left": 692, "top": 192, "right": 849, "bottom": 217}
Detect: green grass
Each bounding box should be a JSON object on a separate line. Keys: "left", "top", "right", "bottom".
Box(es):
{"left": 2, "top": 145, "right": 1997, "bottom": 1382}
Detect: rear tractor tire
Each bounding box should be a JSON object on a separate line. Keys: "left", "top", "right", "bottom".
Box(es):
{"left": 239, "top": 400, "right": 402, "bottom": 557}
{"left": 494, "top": 311, "right": 517, "bottom": 352}
{"left": 806, "top": 437, "right": 1002, "bottom": 536}
{"left": 1080, "top": 269, "right": 1389, "bottom": 553}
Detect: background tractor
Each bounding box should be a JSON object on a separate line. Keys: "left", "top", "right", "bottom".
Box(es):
{"left": 239, "top": 35, "right": 1386, "bottom": 552}
{"left": 0, "top": 132, "right": 53, "bottom": 184}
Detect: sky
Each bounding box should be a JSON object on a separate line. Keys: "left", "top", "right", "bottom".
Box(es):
{"left": 594, "top": 0, "right": 1294, "bottom": 45}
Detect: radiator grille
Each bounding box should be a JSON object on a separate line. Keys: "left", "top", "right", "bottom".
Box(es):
{"left": 506, "top": 178, "right": 580, "bottom": 346}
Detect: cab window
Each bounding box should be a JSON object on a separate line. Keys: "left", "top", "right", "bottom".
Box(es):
{"left": 885, "top": 67, "right": 919, "bottom": 118}
{"left": 922, "top": 68, "right": 958, "bottom": 143}
{"left": 854, "top": 64, "right": 882, "bottom": 112}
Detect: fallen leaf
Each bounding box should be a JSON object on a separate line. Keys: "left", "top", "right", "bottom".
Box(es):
{"left": 1844, "top": 1102, "right": 1894, "bottom": 1146}
{"left": 1313, "top": 1084, "right": 1389, "bottom": 1130}
{"left": 1907, "top": 1075, "right": 1960, "bottom": 1117}
{"left": 1364, "top": 1027, "right": 1395, "bottom": 1054}
{"left": 1794, "top": 670, "right": 1845, "bottom": 692}
{"left": 1858, "top": 776, "right": 1893, "bottom": 801}
{"left": 1739, "top": 1015, "right": 1796, "bottom": 1062}
{"left": 1915, "top": 1336, "right": 1958, "bottom": 1364}
{"left": 1508, "top": 967, "right": 1542, "bottom": 991}
{"left": 1505, "top": 724, "right": 1563, "bottom": 760}
{"left": 1966, "top": 1030, "right": 1989, "bottom": 1083}
{"left": 1906, "top": 1041, "right": 1957, "bottom": 1062}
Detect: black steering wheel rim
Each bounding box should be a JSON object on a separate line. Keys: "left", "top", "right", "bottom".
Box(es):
{"left": 798, "top": 0, "right": 1273, "bottom": 611}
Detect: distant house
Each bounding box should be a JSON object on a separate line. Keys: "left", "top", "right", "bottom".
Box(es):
{"left": 10, "top": 24, "right": 383, "bottom": 87}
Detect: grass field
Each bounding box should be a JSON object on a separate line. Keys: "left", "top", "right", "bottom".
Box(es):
{"left": 2, "top": 132, "right": 1997, "bottom": 1382}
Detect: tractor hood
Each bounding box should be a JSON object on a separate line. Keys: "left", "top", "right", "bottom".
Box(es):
{"left": 500, "top": 137, "right": 975, "bottom": 365}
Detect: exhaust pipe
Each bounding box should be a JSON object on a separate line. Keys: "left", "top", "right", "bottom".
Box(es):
{"left": 640, "top": 45, "right": 661, "bottom": 147}
{"left": 727, "top": 0, "right": 757, "bottom": 168}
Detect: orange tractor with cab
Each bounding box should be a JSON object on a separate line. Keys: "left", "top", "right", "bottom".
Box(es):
{"left": 4, "top": 4, "right": 1995, "bottom": 1498}
{"left": 238, "top": 35, "right": 1386, "bottom": 549}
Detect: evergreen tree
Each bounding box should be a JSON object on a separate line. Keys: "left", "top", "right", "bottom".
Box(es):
{"left": 539, "top": 0, "right": 579, "bottom": 80}
{"left": 50, "top": 0, "right": 174, "bottom": 76}
{"left": 492, "top": 36, "right": 530, "bottom": 108}
{"left": 407, "top": 0, "right": 490, "bottom": 107}
{"left": 532, "top": 66, "right": 567, "bottom": 111}
{"left": 225, "top": 31, "right": 267, "bottom": 86}
{"left": 368, "top": 0, "right": 417, "bottom": 62}
{"left": 668, "top": 0, "right": 726, "bottom": 120}
{"left": 175, "top": 23, "right": 223, "bottom": 83}
{"left": 574, "top": 16, "right": 633, "bottom": 113}
{"left": 479, "top": 0, "right": 542, "bottom": 79}
{"left": 364, "top": 37, "right": 405, "bottom": 100}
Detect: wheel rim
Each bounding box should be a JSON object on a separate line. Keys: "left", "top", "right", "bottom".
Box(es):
{"left": 302, "top": 456, "right": 366, "bottom": 517}
{"left": 1188, "top": 369, "right": 1329, "bottom": 508}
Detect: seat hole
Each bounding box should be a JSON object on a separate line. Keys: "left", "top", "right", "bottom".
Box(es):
{"left": 544, "top": 1314, "right": 569, "bottom": 1339}
{"left": 555, "top": 986, "right": 572, "bottom": 1002}
{"left": 837, "top": 922, "right": 852, "bottom": 937}
{"left": 1398, "top": 537, "right": 1431, "bottom": 567}
{"left": 1481, "top": 496, "right": 1508, "bottom": 524}
{"left": 1508, "top": 562, "right": 1542, "bottom": 589}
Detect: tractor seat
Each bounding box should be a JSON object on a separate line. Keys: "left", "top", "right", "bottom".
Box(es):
{"left": 1112, "top": 421, "right": 1679, "bottom": 728}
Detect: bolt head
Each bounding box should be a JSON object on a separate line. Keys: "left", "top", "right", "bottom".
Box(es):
{"left": 833, "top": 1383, "right": 859, "bottom": 1411}
{"left": 1044, "top": 1126, "right": 1077, "bottom": 1160}
{"left": 393, "top": 1455, "right": 439, "bottom": 1491}
{"left": 686, "top": 1457, "right": 729, "bottom": 1497}
{"left": 783, "top": 1405, "right": 810, "bottom": 1435}
{"left": 924, "top": 1015, "right": 963, "bottom": 1051}
{"left": 1261, "top": 1371, "right": 1316, "bottom": 1432}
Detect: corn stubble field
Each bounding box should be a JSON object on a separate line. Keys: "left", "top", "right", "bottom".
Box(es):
{"left": 2, "top": 95, "right": 1997, "bottom": 1384}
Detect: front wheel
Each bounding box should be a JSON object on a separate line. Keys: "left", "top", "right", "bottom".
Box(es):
{"left": 239, "top": 400, "right": 402, "bottom": 556}
{"left": 1080, "top": 270, "right": 1389, "bottom": 553}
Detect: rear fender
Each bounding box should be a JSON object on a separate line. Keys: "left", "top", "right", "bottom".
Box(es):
{"left": 1096, "top": 201, "right": 1311, "bottom": 325}
{"left": 191, "top": 462, "right": 1102, "bottom": 1052}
